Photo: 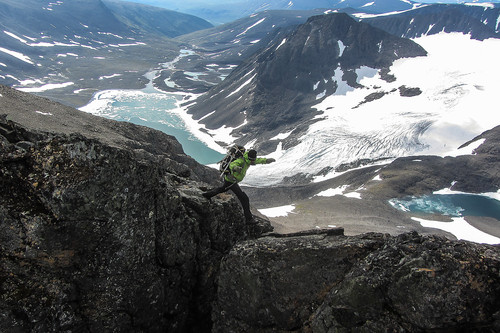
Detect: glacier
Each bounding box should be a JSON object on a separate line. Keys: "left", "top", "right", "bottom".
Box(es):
{"left": 177, "top": 32, "right": 500, "bottom": 187}
{"left": 243, "top": 33, "right": 500, "bottom": 186}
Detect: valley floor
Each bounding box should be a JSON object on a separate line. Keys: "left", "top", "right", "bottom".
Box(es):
{"left": 256, "top": 196, "right": 500, "bottom": 244}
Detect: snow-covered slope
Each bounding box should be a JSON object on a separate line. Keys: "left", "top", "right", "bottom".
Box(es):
{"left": 241, "top": 33, "right": 500, "bottom": 186}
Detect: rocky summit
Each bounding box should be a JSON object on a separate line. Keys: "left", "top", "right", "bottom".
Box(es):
{"left": 1, "top": 85, "right": 500, "bottom": 332}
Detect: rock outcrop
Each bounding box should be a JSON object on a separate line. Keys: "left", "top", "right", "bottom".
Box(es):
{"left": 0, "top": 85, "right": 271, "bottom": 332}
{"left": 2, "top": 85, "right": 499, "bottom": 332}
{"left": 214, "top": 231, "right": 500, "bottom": 332}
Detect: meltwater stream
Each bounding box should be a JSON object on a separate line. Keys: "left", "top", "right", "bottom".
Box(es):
{"left": 80, "top": 88, "right": 224, "bottom": 165}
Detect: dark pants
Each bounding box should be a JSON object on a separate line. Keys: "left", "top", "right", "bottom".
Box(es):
{"left": 203, "top": 180, "right": 252, "bottom": 221}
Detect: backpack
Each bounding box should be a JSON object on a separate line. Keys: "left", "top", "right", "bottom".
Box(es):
{"left": 219, "top": 145, "right": 245, "bottom": 178}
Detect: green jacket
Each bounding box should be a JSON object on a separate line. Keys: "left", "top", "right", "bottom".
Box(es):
{"left": 225, "top": 152, "right": 268, "bottom": 183}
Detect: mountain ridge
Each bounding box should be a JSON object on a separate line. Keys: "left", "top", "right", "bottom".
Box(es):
{"left": 185, "top": 13, "right": 427, "bottom": 151}
{"left": 362, "top": 3, "right": 500, "bottom": 40}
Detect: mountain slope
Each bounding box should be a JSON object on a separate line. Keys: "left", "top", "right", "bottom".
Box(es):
{"left": 159, "top": 9, "right": 327, "bottom": 93}
{"left": 0, "top": 0, "right": 211, "bottom": 106}
{"left": 185, "top": 13, "right": 426, "bottom": 147}
{"left": 330, "top": 0, "right": 419, "bottom": 13}
{"left": 103, "top": 0, "right": 213, "bottom": 38}
{"left": 362, "top": 3, "right": 500, "bottom": 40}
{"left": 131, "top": 0, "right": 422, "bottom": 24}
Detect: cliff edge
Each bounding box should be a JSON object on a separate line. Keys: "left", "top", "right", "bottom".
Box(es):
{"left": 0, "top": 85, "right": 271, "bottom": 332}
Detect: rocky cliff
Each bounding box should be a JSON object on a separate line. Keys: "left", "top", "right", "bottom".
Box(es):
{"left": 0, "top": 85, "right": 271, "bottom": 332}
{"left": 1, "top": 85, "right": 499, "bottom": 332}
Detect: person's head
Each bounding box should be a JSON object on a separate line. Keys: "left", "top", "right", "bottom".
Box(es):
{"left": 248, "top": 149, "right": 257, "bottom": 164}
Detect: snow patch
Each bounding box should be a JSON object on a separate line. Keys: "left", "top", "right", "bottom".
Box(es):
{"left": 99, "top": 74, "right": 122, "bottom": 80}
{"left": 442, "top": 138, "right": 485, "bottom": 157}
{"left": 17, "top": 82, "right": 74, "bottom": 92}
{"left": 276, "top": 38, "right": 287, "bottom": 51}
{"left": 271, "top": 130, "right": 293, "bottom": 141}
{"left": 236, "top": 18, "right": 266, "bottom": 37}
{"left": 434, "top": 186, "right": 500, "bottom": 202}
{"left": 412, "top": 217, "right": 500, "bottom": 245}
{"left": 0, "top": 47, "right": 34, "bottom": 64}
{"left": 316, "top": 185, "right": 348, "bottom": 197}
{"left": 227, "top": 72, "right": 256, "bottom": 97}
{"left": 338, "top": 40, "right": 346, "bottom": 56}
{"left": 464, "top": 2, "right": 495, "bottom": 9}
{"left": 35, "top": 111, "right": 53, "bottom": 116}
{"left": 258, "top": 204, "right": 295, "bottom": 217}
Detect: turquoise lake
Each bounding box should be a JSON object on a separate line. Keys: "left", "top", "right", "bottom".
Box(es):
{"left": 91, "top": 90, "right": 224, "bottom": 165}
{"left": 390, "top": 194, "right": 500, "bottom": 220}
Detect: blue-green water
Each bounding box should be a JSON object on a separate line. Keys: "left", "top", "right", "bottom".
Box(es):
{"left": 390, "top": 194, "right": 500, "bottom": 220}
{"left": 90, "top": 90, "right": 224, "bottom": 165}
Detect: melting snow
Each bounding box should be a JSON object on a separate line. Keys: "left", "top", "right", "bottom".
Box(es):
{"left": 0, "top": 47, "right": 34, "bottom": 64}
{"left": 236, "top": 18, "right": 266, "bottom": 37}
{"left": 412, "top": 217, "right": 500, "bottom": 244}
{"left": 258, "top": 204, "right": 296, "bottom": 217}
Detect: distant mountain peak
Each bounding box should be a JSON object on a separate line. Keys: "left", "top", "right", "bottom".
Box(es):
{"left": 186, "top": 12, "right": 427, "bottom": 147}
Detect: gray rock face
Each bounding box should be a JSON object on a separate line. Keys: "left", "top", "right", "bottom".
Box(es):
{"left": 214, "top": 232, "right": 500, "bottom": 332}
{"left": 0, "top": 85, "right": 272, "bottom": 332}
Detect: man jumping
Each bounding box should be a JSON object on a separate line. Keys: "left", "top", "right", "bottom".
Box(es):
{"left": 202, "top": 149, "right": 275, "bottom": 223}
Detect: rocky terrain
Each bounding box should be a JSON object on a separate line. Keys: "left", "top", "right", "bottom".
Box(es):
{"left": 2, "top": 85, "right": 500, "bottom": 332}
{"left": 215, "top": 231, "right": 500, "bottom": 332}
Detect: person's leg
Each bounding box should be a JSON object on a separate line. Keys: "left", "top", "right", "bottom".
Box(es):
{"left": 203, "top": 180, "right": 233, "bottom": 199}
{"left": 228, "top": 183, "right": 254, "bottom": 222}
